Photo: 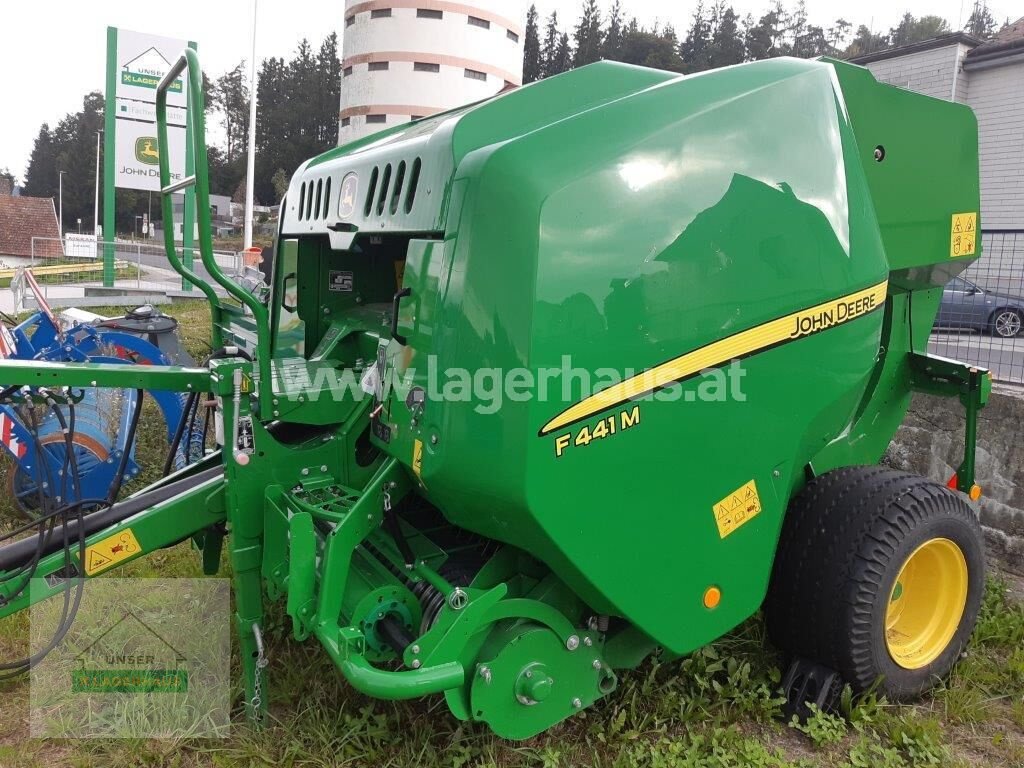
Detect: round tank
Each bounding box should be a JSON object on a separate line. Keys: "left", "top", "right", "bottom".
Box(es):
{"left": 339, "top": 0, "right": 526, "bottom": 143}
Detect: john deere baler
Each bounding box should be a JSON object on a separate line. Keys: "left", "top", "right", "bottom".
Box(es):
{"left": 0, "top": 53, "right": 990, "bottom": 738}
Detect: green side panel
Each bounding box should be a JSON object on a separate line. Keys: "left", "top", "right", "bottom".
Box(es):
{"left": 401, "top": 59, "right": 889, "bottom": 654}
{"left": 268, "top": 55, "right": 981, "bottom": 660}
{"left": 272, "top": 239, "right": 306, "bottom": 358}
{"left": 828, "top": 59, "right": 982, "bottom": 290}
{"left": 810, "top": 62, "right": 982, "bottom": 473}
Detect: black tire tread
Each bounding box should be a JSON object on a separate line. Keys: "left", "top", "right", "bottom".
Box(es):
{"left": 765, "top": 466, "right": 984, "bottom": 699}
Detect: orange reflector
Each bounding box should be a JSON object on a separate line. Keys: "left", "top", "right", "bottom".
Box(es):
{"left": 947, "top": 474, "right": 983, "bottom": 501}
{"left": 703, "top": 586, "right": 722, "bottom": 610}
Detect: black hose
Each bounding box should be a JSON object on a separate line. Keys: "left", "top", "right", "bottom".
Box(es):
{"left": 0, "top": 406, "right": 58, "bottom": 584}
{"left": 0, "top": 403, "right": 67, "bottom": 609}
{"left": 0, "top": 498, "right": 108, "bottom": 544}
{"left": 184, "top": 392, "right": 201, "bottom": 466}
{"left": 0, "top": 384, "right": 22, "bottom": 402}
{"left": 0, "top": 388, "right": 111, "bottom": 675}
{"left": 201, "top": 405, "right": 211, "bottom": 454}
{"left": 163, "top": 391, "right": 197, "bottom": 477}
{"left": 0, "top": 496, "right": 88, "bottom": 677}
{"left": 0, "top": 466, "right": 222, "bottom": 573}
{"left": 46, "top": 399, "right": 80, "bottom": 505}
{"left": 105, "top": 389, "right": 144, "bottom": 506}
{"left": 66, "top": 400, "right": 80, "bottom": 501}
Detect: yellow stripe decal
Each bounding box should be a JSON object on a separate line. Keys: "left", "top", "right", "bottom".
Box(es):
{"left": 539, "top": 280, "right": 888, "bottom": 436}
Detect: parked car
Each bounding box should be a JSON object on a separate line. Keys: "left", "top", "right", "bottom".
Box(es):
{"left": 934, "top": 277, "right": 1024, "bottom": 338}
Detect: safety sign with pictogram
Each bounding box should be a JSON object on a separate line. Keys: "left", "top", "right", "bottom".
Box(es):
{"left": 950, "top": 212, "right": 977, "bottom": 258}
{"left": 713, "top": 479, "right": 763, "bottom": 539}
{"left": 83, "top": 528, "right": 141, "bottom": 576}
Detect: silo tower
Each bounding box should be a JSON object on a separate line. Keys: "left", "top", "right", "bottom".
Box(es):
{"left": 339, "top": 0, "right": 527, "bottom": 142}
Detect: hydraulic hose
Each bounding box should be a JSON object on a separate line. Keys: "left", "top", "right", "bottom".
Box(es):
{"left": 105, "top": 389, "right": 144, "bottom": 505}
{"left": 163, "top": 391, "right": 198, "bottom": 477}
{"left": 0, "top": 465, "right": 223, "bottom": 573}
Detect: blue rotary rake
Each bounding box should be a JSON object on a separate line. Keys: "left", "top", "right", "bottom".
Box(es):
{"left": 0, "top": 270, "right": 202, "bottom": 512}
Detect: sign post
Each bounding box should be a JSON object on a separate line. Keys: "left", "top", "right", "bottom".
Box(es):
{"left": 103, "top": 27, "right": 197, "bottom": 289}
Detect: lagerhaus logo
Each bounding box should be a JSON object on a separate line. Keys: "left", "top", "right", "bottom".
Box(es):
{"left": 71, "top": 609, "right": 188, "bottom": 694}
{"left": 121, "top": 47, "right": 183, "bottom": 92}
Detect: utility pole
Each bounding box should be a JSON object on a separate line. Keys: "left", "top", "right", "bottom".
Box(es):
{"left": 243, "top": 0, "right": 259, "bottom": 250}
{"left": 94, "top": 129, "right": 102, "bottom": 237}
{"left": 58, "top": 170, "right": 65, "bottom": 240}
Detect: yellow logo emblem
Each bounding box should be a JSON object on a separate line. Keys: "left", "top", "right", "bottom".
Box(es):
{"left": 339, "top": 173, "right": 358, "bottom": 219}
{"left": 135, "top": 137, "right": 160, "bottom": 165}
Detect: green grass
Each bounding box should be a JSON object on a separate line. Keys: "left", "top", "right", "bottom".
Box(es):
{"left": 0, "top": 264, "right": 142, "bottom": 289}
{"left": 0, "top": 303, "right": 1021, "bottom": 767}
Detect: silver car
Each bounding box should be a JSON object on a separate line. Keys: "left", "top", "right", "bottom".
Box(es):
{"left": 935, "top": 277, "right": 1024, "bottom": 338}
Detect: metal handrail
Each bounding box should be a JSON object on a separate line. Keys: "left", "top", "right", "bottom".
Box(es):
{"left": 156, "top": 49, "right": 273, "bottom": 413}
{"left": 154, "top": 80, "right": 220, "bottom": 331}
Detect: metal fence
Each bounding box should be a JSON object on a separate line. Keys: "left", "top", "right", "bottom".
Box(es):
{"left": 929, "top": 230, "right": 1024, "bottom": 385}
{"left": 6, "top": 237, "right": 243, "bottom": 313}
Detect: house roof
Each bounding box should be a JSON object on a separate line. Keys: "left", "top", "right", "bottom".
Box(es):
{"left": 848, "top": 32, "right": 981, "bottom": 65}
{"left": 0, "top": 196, "right": 63, "bottom": 259}
{"left": 849, "top": 20, "right": 1024, "bottom": 68}
{"left": 965, "top": 16, "right": 1024, "bottom": 66}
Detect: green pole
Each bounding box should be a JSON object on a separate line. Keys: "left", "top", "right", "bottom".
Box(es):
{"left": 181, "top": 40, "right": 199, "bottom": 292}
{"left": 103, "top": 27, "right": 117, "bottom": 287}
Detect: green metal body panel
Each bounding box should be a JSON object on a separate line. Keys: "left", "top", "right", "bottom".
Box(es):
{"left": 281, "top": 57, "right": 978, "bottom": 655}
{"left": 0, "top": 54, "right": 988, "bottom": 739}
{"left": 0, "top": 360, "right": 213, "bottom": 392}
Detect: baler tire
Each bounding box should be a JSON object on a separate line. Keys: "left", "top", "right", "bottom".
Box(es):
{"left": 764, "top": 467, "right": 984, "bottom": 701}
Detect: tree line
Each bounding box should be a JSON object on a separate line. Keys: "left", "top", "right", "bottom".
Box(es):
{"left": 18, "top": 34, "right": 340, "bottom": 235}
{"left": 523, "top": 0, "right": 1005, "bottom": 82}
{"left": 210, "top": 33, "right": 341, "bottom": 206}
{"left": 18, "top": 2, "right": 1007, "bottom": 235}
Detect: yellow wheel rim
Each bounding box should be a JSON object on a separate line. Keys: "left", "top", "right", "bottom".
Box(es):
{"left": 885, "top": 537, "right": 968, "bottom": 670}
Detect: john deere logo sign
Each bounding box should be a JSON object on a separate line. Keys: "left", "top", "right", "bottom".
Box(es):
{"left": 135, "top": 137, "right": 160, "bottom": 165}
{"left": 339, "top": 173, "right": 358, "bottom": 219}
{"left": 121, "top": 47, "right": 182, "bottom": 92}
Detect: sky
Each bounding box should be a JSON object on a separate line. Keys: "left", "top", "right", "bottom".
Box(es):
{"left": 0, "top": 0, "right": 1015, "bottom": 181}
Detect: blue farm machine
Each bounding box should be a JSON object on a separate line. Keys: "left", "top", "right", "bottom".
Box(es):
{"left": 0, "top": 269, "right": 202, "bottom": 512}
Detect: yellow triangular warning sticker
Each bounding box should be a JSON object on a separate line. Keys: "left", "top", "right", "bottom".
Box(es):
{"left": 88, "top": 551, "right": 111, "bottom": 570}
{"left": 950, "top": 213, "right": 977, "bottom": 258}
{"left": 712, "top": 479, "right": 762, "bottom": 539}
{"left": 83, "top": 528, "right": 141, "bottom": 575}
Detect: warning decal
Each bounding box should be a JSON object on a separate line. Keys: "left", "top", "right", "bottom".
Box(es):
{"left": 412, "top": 438, "right": 424, "bottom": 477}
{"left": 950, "top": 212, "right": 977, "bottom": 258}
{"left": 83, "top": 528, "right": 141, "bottom": 576}
{"left": 713, "top": 480, "right": 762, "bottom": 539}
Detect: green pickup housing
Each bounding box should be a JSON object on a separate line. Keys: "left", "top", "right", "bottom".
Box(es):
{"left": 0, "top": 54, "right": 990, "bottom": 739}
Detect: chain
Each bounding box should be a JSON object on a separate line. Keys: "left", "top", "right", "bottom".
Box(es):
{"left": 250, "top": 622, "right": 269, "bottom": 722}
